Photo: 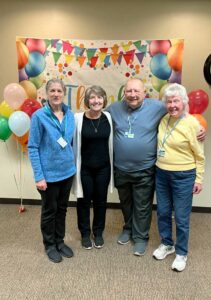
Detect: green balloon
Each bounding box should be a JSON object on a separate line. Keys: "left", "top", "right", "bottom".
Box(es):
{"left": 0, "top": 115, "right": 12, "bottom": 141}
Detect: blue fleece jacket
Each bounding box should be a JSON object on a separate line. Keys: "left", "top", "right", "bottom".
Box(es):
{"left": 28, "top": 102, "right": 76, "bottom": 182}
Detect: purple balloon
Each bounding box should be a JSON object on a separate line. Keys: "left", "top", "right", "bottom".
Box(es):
{"left": 19, "top": 68, "right": 28, "bottom": 82}
{"left": 168, "top": 70, "right": 182, "bottom": 84}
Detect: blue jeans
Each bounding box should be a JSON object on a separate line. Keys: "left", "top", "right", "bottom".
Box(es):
{"left": 155, "top": 167, "right": 196, "bottom": 255}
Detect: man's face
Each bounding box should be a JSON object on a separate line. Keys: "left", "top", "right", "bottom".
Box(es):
{"left": 124, "top": 79, "right": 146, "bottom": 109}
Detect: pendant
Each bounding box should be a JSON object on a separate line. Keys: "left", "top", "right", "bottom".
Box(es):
{"left": 95, "top": 128, "right": 98, "bottom": 133}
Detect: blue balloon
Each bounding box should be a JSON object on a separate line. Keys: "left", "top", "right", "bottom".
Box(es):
{"left": 150, "top": 53, "right": 172, "bottom": 80}
{"left": 25, "top": 51, "right": 46, "bottom": 77}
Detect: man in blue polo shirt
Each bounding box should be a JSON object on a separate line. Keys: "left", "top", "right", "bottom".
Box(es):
{"left": 107, "top": 78, "right": 166, "bottom": 256}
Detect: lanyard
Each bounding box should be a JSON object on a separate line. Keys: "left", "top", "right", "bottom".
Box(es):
{"left": 44, "top": 106, "right": 67, "bottom": 138}
{"left": 161, "top": 115, "right": 183, "bottom": 147}
{"left": 127, "top": 101, "right": 144, "bottom": 133}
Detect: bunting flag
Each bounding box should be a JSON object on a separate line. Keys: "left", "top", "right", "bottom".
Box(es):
{"left": 16, "top": 37, "right": 184, "bottom": 112}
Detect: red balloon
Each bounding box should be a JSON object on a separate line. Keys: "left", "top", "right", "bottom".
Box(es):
{"left": 188, "top": 89, "right": 209, "bottom": 114}
{"left": 20, "top": 99, "right": 41, "bottom": 117}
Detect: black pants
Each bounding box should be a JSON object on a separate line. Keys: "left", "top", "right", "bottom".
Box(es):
{"left": 77, "top": 164, "right": 110, "bottom": 237}
{"left": 114, "top": 166, "right": 155, "bottom": 242}
{"left": 38, "top": 176, "right": 73, "bottom": 250}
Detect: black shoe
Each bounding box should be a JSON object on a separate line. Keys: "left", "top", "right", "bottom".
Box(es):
{"left": 57, "top": 243, "right": 74, "bottom": 258}
{"left": 46, "top": 247, "right": 62, "bottom": 263}
{"left": 94, "top": 236, "right": 104, "bottom": 249}
{"left": 81, "top": 236, "right": 93, "bottom": 250}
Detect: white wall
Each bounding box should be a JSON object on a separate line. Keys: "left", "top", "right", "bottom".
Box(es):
{"left": 0, "top": 0, "right": 211, "bottom": 206}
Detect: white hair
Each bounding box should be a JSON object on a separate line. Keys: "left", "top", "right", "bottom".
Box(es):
{"left": 162, "top": 83, "right": 189, "bottom": 105}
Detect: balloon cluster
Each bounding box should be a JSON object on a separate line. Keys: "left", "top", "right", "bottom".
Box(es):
{"left": 188, "top": 89, "right": 209, "bottom": 130}
{"left": 149, "top": 39, "right": 183, "bottom": 92}
{"left": 0, "top": 38, "right": 46, "bottom": 148}
{"left": 0, "top": 82, "right": 41, "bottom": 149}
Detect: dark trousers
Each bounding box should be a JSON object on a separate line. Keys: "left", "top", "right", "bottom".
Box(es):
{"left": 38, "top": 176, "right": 73, "bottom": 250}
{"left": 114, "top": 166, "right": 155, "bottom": 242}
{"left": 77, "top": 164, "right": 111, "bottom": 237}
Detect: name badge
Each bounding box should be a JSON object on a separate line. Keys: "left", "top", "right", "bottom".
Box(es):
{"left": 124, "top": 132, "right": 135, "bottom": 139}
{"left": 157, "top": 148, "right": 165, "bottom": 157}
{"left": 57, "top": 137, "right": 68, "bottom": 148}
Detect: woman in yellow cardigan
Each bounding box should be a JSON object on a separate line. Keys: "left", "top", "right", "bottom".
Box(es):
{"left": 153, "top": 83, "right": 205, "bottom": 272}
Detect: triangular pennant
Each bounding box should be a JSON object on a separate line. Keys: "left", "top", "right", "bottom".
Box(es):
{"left": 45, "top": 39, "right": 51, "bottom": 49}
{"left": 43, "top": 50, "right": 50, "bottom": 58}
{"left": 99, "top": 48, "right": 108, "bottom": 53}
{"left": 51, "top": 39, "right": 60, "bottom": 48}
{"left": 56, "top": 42, "right": 63, "bottom": 52}
{"left": 98, "top": 52, "right": 107, "bottom": 63}
{"left": 104, "top": 55, "right": 110, "bottom": 66}
{"left": 74, "top": 46, "right": 85, "bottom": 58}
{"left": 90, "top": 56, "right": 98, "bottom": 68}
{"left": 62, "top": 41, "right": 74, "bottom": 55}
{"left": 139, "top": 45, "right": 147, "bottom": 54}
{"left": 133, "top": 40, "right": 142, "bottom": 51}
{"left": 111, "top": 54, "right": 119, "bottom": 65}
{"left": 86, "top": 49, "right": 97, "bottom": 61}
{"left": 117, "top": 53, "right": 123, "bottom": 65}
{"left": 78, "top": 56, "right": 86, "bottom": 68}
{"left": 53, "top": 52, "right": 61, "bottom": 64}
{"left": 135, "top": 52, "right": 145, "bottom": 64}
{"left": 122, "top": 43, "right": 131, "bottom": 52}
{"left": 111, "top": 45, "right": 119, "bottom": 54}
{"left": 123, "top": 54, "right": 131, "bottom": 65}
{"left": 126, "top": 50, "right": 135, "bottom": 61}
{"left": 65, "top": 54, "right": 74, "bottom": 64}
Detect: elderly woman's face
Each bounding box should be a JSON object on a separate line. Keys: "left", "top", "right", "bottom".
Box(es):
{"left": 166, "top": 94, "right": 185, "bottom": 118}
{"left": 47, "top": 82, "right": 64, "bottom": 108}
{"left": 88, "top": 93, "right": 104, "bottom": 112}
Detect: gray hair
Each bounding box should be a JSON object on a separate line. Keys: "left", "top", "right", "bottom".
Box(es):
{"left": 84, "top": 85, "right": 108, "bottom": 108}
{"left": 162, "top": 83, "right": 189, "bottom": 105}
{"left": 45, "top": 79, "right": 66, "bottom": 96}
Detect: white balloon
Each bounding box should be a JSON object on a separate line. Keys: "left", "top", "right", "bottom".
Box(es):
{"left": 8, "top": 111, "right": 30, "bottom": 137}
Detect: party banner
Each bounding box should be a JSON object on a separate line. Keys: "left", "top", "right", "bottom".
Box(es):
{"left": 16, "top": 37, "right": 184, "bottom": 111}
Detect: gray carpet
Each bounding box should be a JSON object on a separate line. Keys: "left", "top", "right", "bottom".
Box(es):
{"left": 1, "top": 204, "right": 211, "bottom": 300}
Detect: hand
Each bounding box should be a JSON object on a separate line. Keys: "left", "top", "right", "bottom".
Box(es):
{"left": 193, "top": 182, "right": 202, "bottom": 194}
{"left": 197, "top": 126, "right": 206, "bottom": 142}
{"left": 36, "top": 179, "right": 47, "bottom": 191}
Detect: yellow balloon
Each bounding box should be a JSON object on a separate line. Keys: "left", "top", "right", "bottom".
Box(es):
{"left": 19, "top": 80, "right": 37, "bottom": 100}
{"left": 0, "top": 100, "right": 14, "bottom": 118}
{"left": 151, "top": 75, "right": 167, "bottom": 92}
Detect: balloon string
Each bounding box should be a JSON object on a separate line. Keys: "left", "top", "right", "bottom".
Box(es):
{"left": 4, "top": 141, "right": 20, "bottom": 195}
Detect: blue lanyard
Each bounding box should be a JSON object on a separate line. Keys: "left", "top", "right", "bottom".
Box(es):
{"left": 161, "top": 115, "right": 183, "bottom": 147}
{"left": 127, "top": 101, "right": 144, "bottom": 133}
{"left": 44, "top": 106, "right": 67, "bottom": 138}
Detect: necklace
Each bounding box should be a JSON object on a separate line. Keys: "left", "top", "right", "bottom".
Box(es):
{"left": 90, "top": 116, "right": 101, "bottom": 133}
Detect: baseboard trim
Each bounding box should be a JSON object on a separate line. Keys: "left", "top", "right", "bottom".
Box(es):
{"left": 0, "top": 198, "right": 211, "bottom": 213}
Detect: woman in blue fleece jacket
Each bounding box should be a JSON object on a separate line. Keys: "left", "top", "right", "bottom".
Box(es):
{"left": 28, "top": 79, "right": 76, "bottom": 263}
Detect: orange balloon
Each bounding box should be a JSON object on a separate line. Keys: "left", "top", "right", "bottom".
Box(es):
{"left": 167, "top": 42, "right": 184, "bottom": 72}
{"left": 192, "top": 114, "right": 208, "bottom": 130}
{"left": 13, "top": 131, "right": 29, "bottom": 146}
{"left": 16, "top": 41, "right": 29, "bottom": 70}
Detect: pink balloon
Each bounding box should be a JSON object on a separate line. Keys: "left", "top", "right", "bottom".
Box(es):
{"left": 26, "top": 38, "right": 46, "bottom": 55}
{"left": 149, "top": 40, "right": 171, "bottom": 57}
{"left": 3, "top": 83, "right": 27, "bottom": 109}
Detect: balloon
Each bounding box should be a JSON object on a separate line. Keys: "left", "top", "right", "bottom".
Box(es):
{"left": 16, "top": 41, "right": 29, "bottom": 70}
{"left": 20, "top": 99, "right": 41, "bottom": 117}
{"left": 159, "top": 83, "right": 172, "bottom": 100}
{"left": 29, "top": 72, "right": 45, "bottom": 89}
{"left": 168, "top": 70, "right": 182, "bottom": 84}
{"left": 4, "top": 83, "right": 27, "bottom": 109}
{"left": 188, "top": 89, "right": 209, "bottom": 114}
{"left": 192, "top": 114, "right": 208, "bottom": 130}
{"left": 150, "top": 53, "right": 172, "bottom": 80}
{"left": 25, "top": 51, "right": 46, "bottom": 77}
{"left": 8, "top": 111, "right": 30, "bottom": 137}
{"left": 19, "top": 80, "right": 37, "bottom": 100}
{"left": 149, "top": 40, "right": 171, "bottom": 57}
{"left": 0, "top": 101, "right": 14, "bottom": 118}
{"left": 167, "top": 42, "right": 184, "bottom": 72}
{"left": 151, "top": 75, "right": 167, "bottom": 92}
{"left": 26, "top": 38, "right": 47, "bottom": 55}
{"left": 0, "top": 116, "right": 12, "bottom": 141}
{"left": 13, "top": 131, "right": 29, "bottom": 146}
{"left": 19, "top": 68, "right": 29, "bottom": 82}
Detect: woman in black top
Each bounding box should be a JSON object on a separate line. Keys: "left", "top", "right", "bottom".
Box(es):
{"left": 73, "top": 86, "right": 113, "bottom": 250}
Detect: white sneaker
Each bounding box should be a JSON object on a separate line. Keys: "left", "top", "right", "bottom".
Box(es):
{"left": 153, "top": 244, "right": 175, "bottom": 260}
{"left": 171, "top": 255, "right": 187, "bottom": 272}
